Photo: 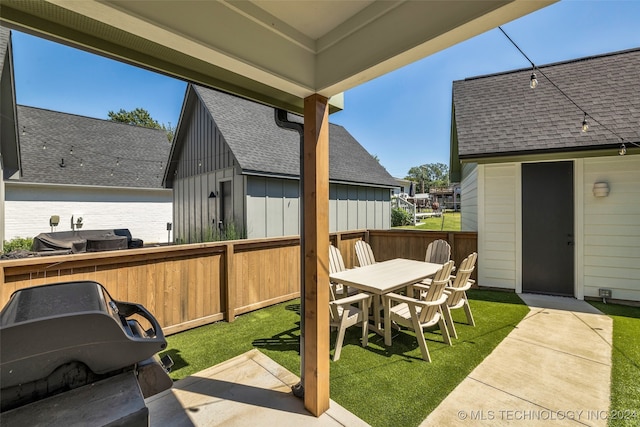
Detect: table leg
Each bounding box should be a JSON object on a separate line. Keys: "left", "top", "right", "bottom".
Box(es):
{"left": 384, "top": 296, "right": 392, "bottom": 346}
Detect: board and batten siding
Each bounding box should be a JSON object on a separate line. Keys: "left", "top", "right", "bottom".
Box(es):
{"left": 460, "top": 162, "right": 478, "bottom": 231}
{"left": 4, "top": 183, "right": 172, "bottom": 244}
{"left": 174, "top": 97, "right": 236, "bottom": 181}
{"left": 478, "top": 163, "right": 518, "bottom": 290}
{"left": 172, "top": 169, "right": 245, "bottom": 243}
{"left": 582, "top": 155, "right": 640, "bottom": 301}
{"left": 245, "top": 177, "right": 392, "bottom": 239}
{"left": 330, "top": 184, "right": 390, "bottom": 232}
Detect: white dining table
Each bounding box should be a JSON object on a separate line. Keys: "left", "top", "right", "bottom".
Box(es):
{"left": 329, "top": 258, "right": 443, "bottom": 346}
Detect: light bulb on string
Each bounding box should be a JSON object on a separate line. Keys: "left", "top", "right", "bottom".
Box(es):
{"left": 116, "top": 158, "right": 120, "bottom": 167}
{"left": 42, "top": 142, "right": 46, "bottom": 150}
{"left": 110, "top": 170, "right": 114, "bottom": 177}
{"left": 70, "top": 146, "right": 74, "bottom": 155}
{"left": 530, "top": 70, "right": 538, "bottom": 89}
{"left": 22, "top": 126, "right": 26, "bottom": 136}
{"left": 619, "top": 144, "right": 626, "bottom": 156}
{"left": 80, "top": 159, "right": 84, "bottom": 167}
{"left": 198, "top": 160, "right": 202, "bottom": 167}
{"left": 581, "top": 113, "right": 589, "bottom": 133}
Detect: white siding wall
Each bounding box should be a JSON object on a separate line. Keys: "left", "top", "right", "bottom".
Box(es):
{"left": 582, "top": 155, "right": 640, "bottom": 301}
{"left": 460, "top": 162, "right": 478, "bottom": 231}
{"left": 479, "top": 163, "right": 518, "bottom": 290}
{"left": 5, "top": 183, "right": 172, "bottom": 244}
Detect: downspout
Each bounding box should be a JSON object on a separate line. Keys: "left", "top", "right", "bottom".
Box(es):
{"left": 275, "top": 109, "right": 305, "bottom": 398}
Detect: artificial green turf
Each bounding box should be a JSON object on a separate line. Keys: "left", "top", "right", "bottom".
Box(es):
{"left": 397, "top": 212, "right": 461, "bottom": 231}
{"left": 162, "top": 289, "right": 528, "bottom": 427}
{"left": 588, "top": 302, "right": 640, "bottom": 427}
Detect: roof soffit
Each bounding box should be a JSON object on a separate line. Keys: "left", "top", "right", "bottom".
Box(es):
{"left": 0, "top": 0, "right": 555, "bottom": 113}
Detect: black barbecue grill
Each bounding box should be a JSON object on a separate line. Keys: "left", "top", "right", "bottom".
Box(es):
{"left": 0, "top": 280, "right": 173, "bottom": 425}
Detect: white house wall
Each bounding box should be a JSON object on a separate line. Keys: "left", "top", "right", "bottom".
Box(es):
{"left": 4, "top": 183, "right": 172, "bottom": 244}
{"left": 478, "top": 163, "right": 518, "bottom": 290}
{"left": 460, "top": 162, "right": 478, "bottom": 231}
{"left": 582, "top": 155, "right": 640, "bottom": 301}
{"left": 464, "top": 155, "right": 640, "bottom": 303}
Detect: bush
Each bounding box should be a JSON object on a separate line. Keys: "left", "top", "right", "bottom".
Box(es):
{"left": 3, "top": 237, "right": 34, "bottom": 253}
{"left": 391, "top": 207, "right": 413, "bottom": 227}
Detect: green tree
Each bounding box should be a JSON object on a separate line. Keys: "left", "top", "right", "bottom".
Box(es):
{"left": 405, "top": 162, "right": 449, "bottom": 193}
{"left": 108, "top": 107, "right": 174, "bottom": 142}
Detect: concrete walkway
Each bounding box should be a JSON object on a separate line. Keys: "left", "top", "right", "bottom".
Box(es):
{"left": 422, "top": 293, "right": 613, "bottom": 426}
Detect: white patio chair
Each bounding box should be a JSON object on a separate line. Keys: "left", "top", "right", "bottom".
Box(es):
{"left": 329, "top": 244, "right": 360, "bottom": 297}
{"left": 329, "top": 285, "right": 371, "bottom": 361}
{"left": 440, "top": 252, "right": 477, "bottom": 339}
{"left": 355, "top": 240, "right": 376, "bottom": 267}
{"left": 425, "top": 239, "right": 451, "bottom": 264}
{"left": 383, "top": 260, "right": 454, "bottom": 362}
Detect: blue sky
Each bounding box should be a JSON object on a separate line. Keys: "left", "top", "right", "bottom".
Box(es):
{"left": 11, "top": 0, "right": 640, "bottom": 178}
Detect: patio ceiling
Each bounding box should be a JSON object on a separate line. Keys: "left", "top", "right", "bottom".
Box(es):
{"left": 0, "top": 0, "right": 554, "bottom": 114}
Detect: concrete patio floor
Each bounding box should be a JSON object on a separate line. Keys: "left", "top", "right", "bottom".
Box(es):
{"left": 147, "top": 293, "right": 613, "bottom": 427}
{"left": 146, "top": 349, "right": 369, "bottom": 426}
{"left": 423, "top": 293, "right": 613, "bottom": 426}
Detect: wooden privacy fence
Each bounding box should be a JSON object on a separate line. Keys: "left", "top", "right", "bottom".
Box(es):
{"left": 1, "top": 230, "right": 476, "bottom": 335}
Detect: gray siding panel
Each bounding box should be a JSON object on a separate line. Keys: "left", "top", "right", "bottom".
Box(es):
{"left": 175, "top": 101, "right": 235, "bottom": 181}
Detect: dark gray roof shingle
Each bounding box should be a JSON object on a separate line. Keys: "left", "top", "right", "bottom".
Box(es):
{"left": 453, "top": 48, "right": 640, "bottom": 158}
{"left": 16, "top": 106, "right": 170, "bottom": 188}
{"left": 192, "top": 85, "right": 397, "bottom": 187}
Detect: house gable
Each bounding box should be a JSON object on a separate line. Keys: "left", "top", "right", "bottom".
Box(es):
{"left": 168, "top": 84, "right": 397, "bottom": 188}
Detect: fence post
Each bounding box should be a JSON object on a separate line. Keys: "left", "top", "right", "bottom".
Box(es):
{"left": 225, "top": 242, "right": 235, "bottom": 322}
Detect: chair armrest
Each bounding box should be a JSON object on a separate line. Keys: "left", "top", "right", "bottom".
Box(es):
{"left": 385, "top": 292, "right": 447, "bottom": 307}
{"left": 331, "top": 292, "right": 371, "bottom": 307}
{"left": 445, "top": 282, "right": 472, "bottom": 293}
{"left": 411, "top": 283, "right": 432, "bottom": 292}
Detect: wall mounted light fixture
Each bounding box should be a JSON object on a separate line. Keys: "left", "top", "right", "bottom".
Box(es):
{"left": 209, "top": 191, "right": 217, "bottom": 198}
{"left": 592, "top": 182, "right": 609, "bottom": 197}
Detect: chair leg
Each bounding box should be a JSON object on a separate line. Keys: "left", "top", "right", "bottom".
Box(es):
{"left": 463, "top": 295, "right": 476, "bottom": 326}
{"left": 409, "top": 308, "right": 431, "bottom": 362}
{"left": 438, "top": 314, "right": 452, "bottom": 346}
{"left": 442, "top": 304, "right": 458, "bottom": 339}
{"left": 333, "top": 313, "right": 350, "bottom": 361}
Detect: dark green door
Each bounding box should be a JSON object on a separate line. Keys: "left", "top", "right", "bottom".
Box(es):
{"left": 522, "top": 161, "right": 574, "bottom": 296}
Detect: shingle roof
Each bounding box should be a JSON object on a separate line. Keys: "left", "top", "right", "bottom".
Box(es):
{"left": 16, "top": 105, "right": 170, "bottom": 188}
{"left": 453, "top": 48, "right": 640, "bottom": 159}
{"left": 190, "top": 85, "right": 397, "bottom": 187}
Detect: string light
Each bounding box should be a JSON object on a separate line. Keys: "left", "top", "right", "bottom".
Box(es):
{"left": 22, "top": 126, "right": 25, "bottom": 136}
{"left": 198, "top": 160, "right": 202, "bottom": 167}
{"left": 110, "top": 170, "right": 114, "bottom": 176}
{"left": 42, "top": 142, "right": 46, "bottom": 150}
{"left": 581, "top": 113, "right": 589, "bottom": 133}
{"left": 70, "top": 146, "right": 74, "bottom": 155}
{"left": 530, "top": 69, "right": 538, "bottom": 89}
{"left": 498, "top": 26, "right": 636, "bottom": 151}
{"left": 116, "top": 157, "right": 120, "bottom": 166}
{"left": 80, "top": 159, "right": 84, "bottom": 167}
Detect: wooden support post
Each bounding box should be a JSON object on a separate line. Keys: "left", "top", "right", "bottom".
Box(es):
{"left": 302, "top": 94, "right": 330, "bottom": 416}
{"left": 225, "top": 242, "right": 235, "bottom": 322}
